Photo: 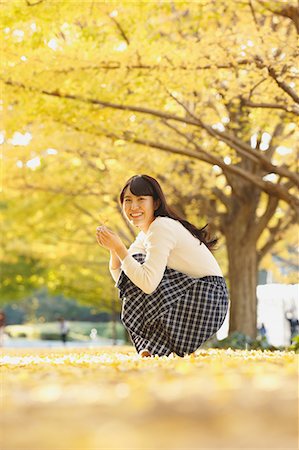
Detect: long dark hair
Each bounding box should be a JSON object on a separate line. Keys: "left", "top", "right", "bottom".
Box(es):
{"left": 119, "top": 174, "right": 218, "bottom": 250}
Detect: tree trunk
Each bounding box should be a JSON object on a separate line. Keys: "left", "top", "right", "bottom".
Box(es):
{"left": 225, "top": 233, "right": 258, "bottom": 338}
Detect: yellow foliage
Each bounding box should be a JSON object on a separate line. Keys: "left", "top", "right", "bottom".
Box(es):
{"left": 1, "top": 0, "right": 298, "bottom": 306}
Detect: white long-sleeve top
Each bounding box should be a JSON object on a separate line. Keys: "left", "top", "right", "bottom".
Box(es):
{"left": 110, "top": 217, "right": 223, "bottom": 294}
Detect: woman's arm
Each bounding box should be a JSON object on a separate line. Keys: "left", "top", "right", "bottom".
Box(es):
{"left": 109, "top": 250, "right": 121, "bottom": 282}
{"left": 120, "top": 219, "right": 177, "bottom": 294}
{"left": 96, "top": 221, "right": 176, "bottom": 293}
{"left": 97, "top": 227, "right": 128, "bottom": 281}
{"left": 109, "top": 250, "right": 121, "bottom": 270}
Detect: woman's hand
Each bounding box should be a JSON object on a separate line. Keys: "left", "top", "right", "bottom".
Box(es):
{"left": 96, "top": 226, "right": 128, "bottom": 260}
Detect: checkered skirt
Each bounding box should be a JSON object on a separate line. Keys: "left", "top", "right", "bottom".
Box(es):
{"left": 117, "top": 253, "right": 229, "bottom": 356}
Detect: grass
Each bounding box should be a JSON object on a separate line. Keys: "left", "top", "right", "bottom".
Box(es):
{"left": 0, "top": 346, "right": 298, "bottom": 449}
{"left": 5, "top": 320, "right": 126, "bottom": 342}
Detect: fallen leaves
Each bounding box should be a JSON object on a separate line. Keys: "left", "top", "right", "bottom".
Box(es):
{"left": 0, "top": 347, "right": 298, "bottom": 449}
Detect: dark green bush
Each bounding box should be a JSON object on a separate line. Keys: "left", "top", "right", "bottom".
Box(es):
{"left": 40, "top": 332, "right": 62, "bottom": 341}
{"left": 204, "top": 331, "right": 280, "bottom": 351}
{"left": 288, "top": 335, "right": 299, "bottom": 353}
{"left": 18, "top": 332, "right": 27, "bottom": 338}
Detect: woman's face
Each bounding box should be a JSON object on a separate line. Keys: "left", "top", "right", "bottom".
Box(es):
{"left": 122, "top": 187, "right": 157, "bottom": 232}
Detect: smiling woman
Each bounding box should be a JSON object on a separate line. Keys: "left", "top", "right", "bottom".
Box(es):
{"left": 122, "top": 191, "right": 158, "bottom": 232}
{"left": 96, "top": 175, "right": 229, "bottom": 358}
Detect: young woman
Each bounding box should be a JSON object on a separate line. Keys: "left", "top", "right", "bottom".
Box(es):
{"left": 96, "top": 174, "right": 229, "bottom": 357}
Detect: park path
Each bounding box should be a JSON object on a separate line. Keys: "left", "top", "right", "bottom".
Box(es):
{"left": 1, "top": 336, "right": 123, "bottom": 348}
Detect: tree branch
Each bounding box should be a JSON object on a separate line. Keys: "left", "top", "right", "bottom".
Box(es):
{"left": 268, "top": 65, "right": 299, "bottom": 104}
{"left": 243, "top": 99, "right": 299, "bottom": 116}
{"left": 258, "top": 210, "right": 297, "bottom": 261}
{"left": 52, "top": 117, "right": 299, "bottom": 213}
{"left": 254, "top": 195, "right": 279, "bottom": 240}
{"left": 72, "top": 202, "right": 98, "bottom": 221}
{"left": 2, "top": 77, "right": 199, "bottom": 124}
{"left": 271, "top": 253, "right": 299, "bottom": 271}
{"left": 4, "top": 77, "right": 298, "bottom": 186}
{"left": 102, "top": 130, "right": 299, "bottom": 212}
{"left": 167, "top": 90, "right": 299, "bottom": 185}
{"left": 20, "top": 181, "right": 101, "bottom": 197}
{"left": 161, "top": 119, "right": 239, "bottom": 189}
{"left": 212, "top": 187, "right": 232, "bottom": 210}
{"left": 247, "top": 77, "right": 267, "bottom": 100}
{"left": 109, "top": 16, "right": 130, "bottom": 45}
{"left": 115, "top": 203, "right": 136, "bottom": 240}
{"left": 119, "top": 131, "right": 218, "bottom": 165}
{"left": 4, "top": 78, "right": 298, "bottom": 210}
{"left": 1, "top": 53, "right": 253, "bottom": 76}
{"left": 265, "top": 122, "right": 286, "bottom": 160}
{"left": 254, "top": 56, "right": 299, "bottom": 104}
{"left": 248, "top": 0, "right": 260, "bottom": 29}
{"left": 25, "top": 0, "right": 44, "bottom": 5}
{"left": 63, "top": 147, "right": 109, "bottom": 174}
{"left": 256, "top": 0, "right": 299, "bottom": 33}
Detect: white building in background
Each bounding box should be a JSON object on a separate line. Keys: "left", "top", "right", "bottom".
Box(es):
{"left": 217, "top": 284, "right": 299, "bottom": 346}
{"left": 257, "top": 284, "right": 298, "bottom": 346}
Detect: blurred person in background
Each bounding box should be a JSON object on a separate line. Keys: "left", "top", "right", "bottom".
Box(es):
{"left": 59, "top": 317, "right": 69, "bottom": 345}
{"left": 285, "top": 311, "right": 299, "bottom": 343}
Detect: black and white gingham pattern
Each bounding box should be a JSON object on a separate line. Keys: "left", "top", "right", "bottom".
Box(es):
{"left": 117, "top": 253, "right": 229, "bottom": 357}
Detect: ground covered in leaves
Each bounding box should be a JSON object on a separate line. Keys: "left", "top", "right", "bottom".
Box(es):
{"left": 1, "top": 346, "right": 298, "bottom": 449}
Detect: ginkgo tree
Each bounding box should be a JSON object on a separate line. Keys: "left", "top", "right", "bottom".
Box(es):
{"left": 1, "top": 0, "right": 298, "bottom": 337}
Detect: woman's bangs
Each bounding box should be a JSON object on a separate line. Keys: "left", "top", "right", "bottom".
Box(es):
{"left": 129, "top": 176, "right": 155, "bottom": 197}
